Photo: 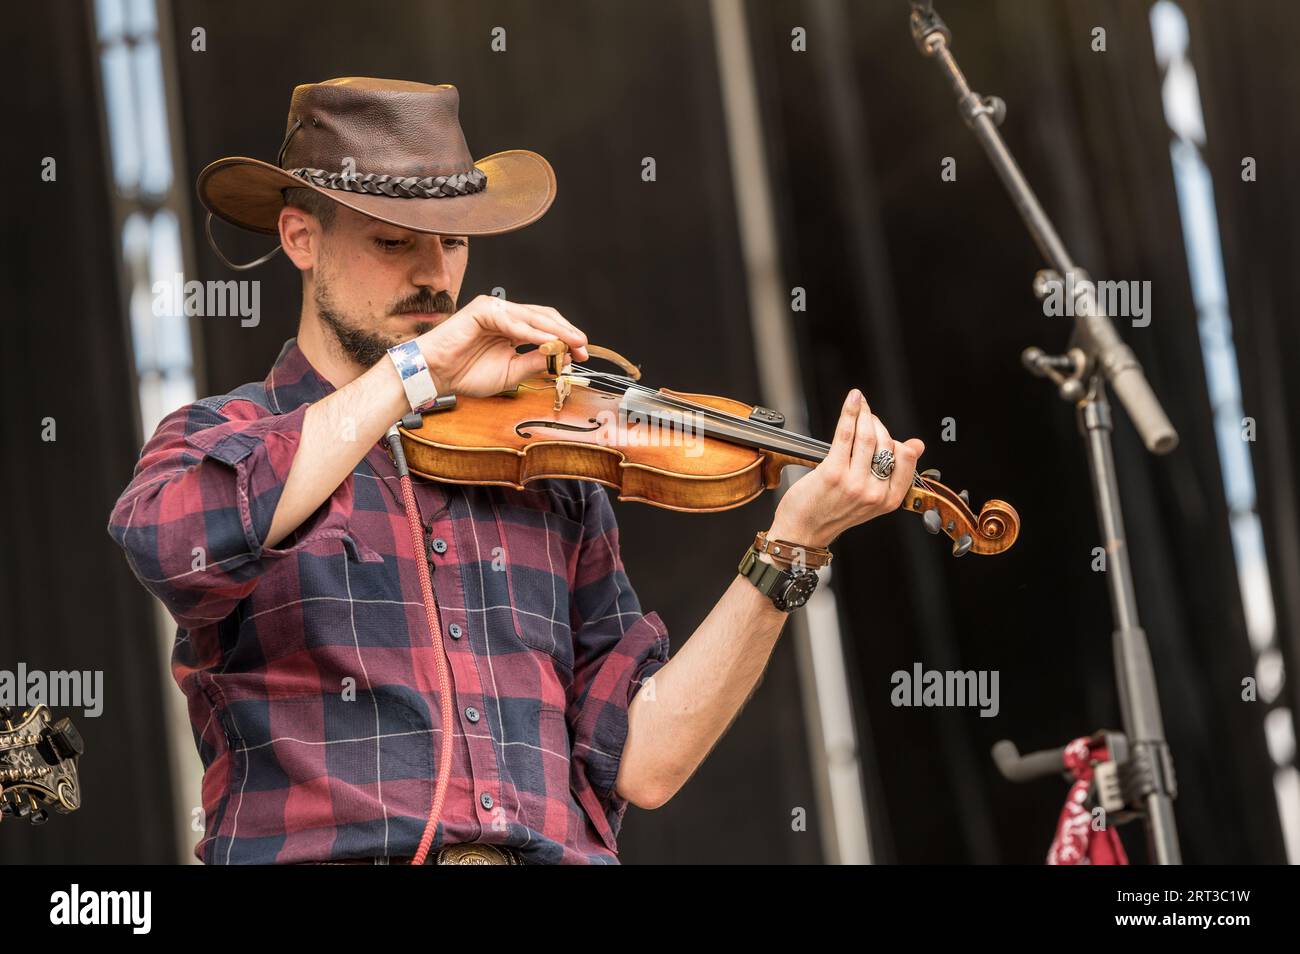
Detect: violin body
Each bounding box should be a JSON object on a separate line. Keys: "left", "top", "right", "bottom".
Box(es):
{"left": 398, "top": 376, "right": 804, "bottom": 512}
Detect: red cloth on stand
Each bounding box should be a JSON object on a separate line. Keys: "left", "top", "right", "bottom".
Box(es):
{"left": 1046, "top": 736, "right": 1129, "bottom": 865}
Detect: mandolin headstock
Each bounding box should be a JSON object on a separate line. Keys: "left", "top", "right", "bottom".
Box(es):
{"left": 0, "top": 705, "right": 84, "bottom": 825}
{"left": 903, "top": 469, "right": 1020, "bottom": 556}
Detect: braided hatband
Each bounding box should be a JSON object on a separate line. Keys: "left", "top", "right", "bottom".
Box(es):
{"left": 289, "top": 166, "right": 487, "bottom": 198}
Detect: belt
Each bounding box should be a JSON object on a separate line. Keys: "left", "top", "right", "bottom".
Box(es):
{"left": 305, "top": 844, "right": 526, "bottom": 865}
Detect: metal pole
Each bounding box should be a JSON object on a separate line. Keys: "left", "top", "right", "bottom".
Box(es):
{"left": 909, "top": 1, "right": 1183, "bottom": 862}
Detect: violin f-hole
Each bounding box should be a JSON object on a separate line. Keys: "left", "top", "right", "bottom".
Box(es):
{"left": 515, "top": 418, "right": 603, "bottom": 439}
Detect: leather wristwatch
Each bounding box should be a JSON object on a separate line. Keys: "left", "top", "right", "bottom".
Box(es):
{"left": 738, "top": 545, "right": 819, "bottom": 612}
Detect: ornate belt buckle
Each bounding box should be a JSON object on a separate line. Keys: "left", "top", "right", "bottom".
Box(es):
{"left": 435, "top": 843, "right": 523, "bottom": 865}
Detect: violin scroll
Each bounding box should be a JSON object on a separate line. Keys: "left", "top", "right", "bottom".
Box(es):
{"left": 903, "top": 469, "right": 1020, "bottom": 556}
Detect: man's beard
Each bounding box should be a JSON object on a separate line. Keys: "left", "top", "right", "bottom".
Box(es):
{"left": 314, "top": 275, "right": 456, "bottom": 368}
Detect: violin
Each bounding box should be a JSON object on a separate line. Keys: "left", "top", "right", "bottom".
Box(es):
{"left": 396, "top": 341, "right": 1019, "bottom": 556}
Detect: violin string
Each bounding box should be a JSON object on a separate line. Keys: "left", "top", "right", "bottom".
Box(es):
{"left": 565, "top": 370, "right": 795, "bottom": 447}
{"left": 570, "top": 367, "right": 931, "bottom": 490}
{"left": 616, "top": 383, "right": 934, "bottom": 490}
{"left": 566, "top": 366, "right": 933, "bottom": 491}
{"left": 577, "top": 369, "right": 832, "bottom": 455}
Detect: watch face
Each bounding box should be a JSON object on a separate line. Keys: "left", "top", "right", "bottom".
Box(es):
{"left": 779, "top": 570, "right": 819, "bottom": 609}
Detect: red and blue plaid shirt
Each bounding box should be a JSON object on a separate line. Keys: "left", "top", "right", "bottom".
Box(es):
{"left": 108, "top": 338, "right": 670, "bottom": 864}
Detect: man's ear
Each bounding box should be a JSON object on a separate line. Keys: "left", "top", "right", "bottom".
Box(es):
{"left": 279, "top": 205, "right": 318, "bottom": 271}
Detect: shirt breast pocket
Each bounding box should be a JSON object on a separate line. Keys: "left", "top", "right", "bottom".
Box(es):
{"left": 495, "top": 493, "right": 584, "bottom": 675}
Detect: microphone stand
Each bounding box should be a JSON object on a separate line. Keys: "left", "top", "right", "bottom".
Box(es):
{"left": 907, "top": 1, "right": 1183, "bottom": 863}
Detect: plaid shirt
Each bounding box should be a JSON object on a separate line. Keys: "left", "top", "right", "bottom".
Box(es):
{"left": 108, "top": 338, "right": 670, "bottom": 864}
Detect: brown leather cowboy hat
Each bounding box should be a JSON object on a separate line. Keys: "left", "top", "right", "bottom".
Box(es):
{"left": 197, "top": 77, "right": 556, "bottom": 239}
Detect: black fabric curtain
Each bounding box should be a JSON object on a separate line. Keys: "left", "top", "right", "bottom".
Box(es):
{"left": 0, "top": 4, "right": 177, "bottom": 862}
{"left": 1187, "top": 0, "right": 1300, "bottom": 744}
{"left": 747, "top": 0, "right": 1286, "bottom": 862}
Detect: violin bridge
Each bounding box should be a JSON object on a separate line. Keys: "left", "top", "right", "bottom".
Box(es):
{"left": 552, "top": 375, "right": 572, "bottom": 412}
{"left": 550, "top": 373, "right": 593, "bottom": 412}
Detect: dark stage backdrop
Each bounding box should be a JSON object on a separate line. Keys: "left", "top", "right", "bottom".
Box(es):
{"left": 746, "top": 0, "right": 1287, "bottom": 862}
{"left": 0, "top": 4, "right": 178, "bottom": 863}
{"left": 1187, "top": 0, "right": 1300, "bottom": 748}
{"left": 2, "top": 0, "right": 1292, "bottom": 865}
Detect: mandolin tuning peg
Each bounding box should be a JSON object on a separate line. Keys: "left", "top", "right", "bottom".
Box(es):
{"left": 953, "top": 533, "right": 973, "bottom": 557}
{"left": 958, "top": 489, "right": 970, "bottom": 505}
{"left": 920, "top": 469, "right": 941, "bottom": 482}
{"left": 923, "top": 508, "right": 942, "bottom": 534}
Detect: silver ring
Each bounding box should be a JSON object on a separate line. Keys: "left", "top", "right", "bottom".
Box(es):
{"left": 870, "top": 448, "right": 895, "bottom": 480}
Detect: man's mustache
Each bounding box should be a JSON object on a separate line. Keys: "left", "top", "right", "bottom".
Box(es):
{"left": 391, "top": 290, "right": 456, "bottom": 315}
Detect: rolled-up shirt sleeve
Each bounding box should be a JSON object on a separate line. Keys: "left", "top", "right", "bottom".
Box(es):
{"left": 107, "top": 396, "right": 355, "bottom": 630}
{"left": 566, "top": 481, "right": 670, "bottom": 846}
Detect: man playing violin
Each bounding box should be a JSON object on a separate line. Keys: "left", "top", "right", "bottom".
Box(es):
{"left": 108, "top": 78, "right": 924, "bottom": 864}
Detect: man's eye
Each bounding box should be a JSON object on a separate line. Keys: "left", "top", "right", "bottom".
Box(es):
{"left": 373, "top": 238, "right": 408, "bottom": 251}
{"left": 443, "top": 238, "right": 468, "bottom": 250}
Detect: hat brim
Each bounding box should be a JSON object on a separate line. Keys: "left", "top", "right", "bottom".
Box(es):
{"left": 197, "top": 149, "right": 556, "bottom": 237}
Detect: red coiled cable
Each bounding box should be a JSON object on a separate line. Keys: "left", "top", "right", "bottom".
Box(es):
{"left": 388, "top": 428, "right": 454, "bottom": 866}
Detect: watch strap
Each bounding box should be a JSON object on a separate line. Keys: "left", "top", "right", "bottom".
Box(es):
{"left": 753, "top": 530, "right": 832, "bottom": 570}
{"left": 739, "top": 546, "right": 788, "bottom": 595}
{"left": 738, "top": 545, "right": 817, "bottom": 612}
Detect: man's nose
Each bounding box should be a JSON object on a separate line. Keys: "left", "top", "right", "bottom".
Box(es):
{"left": 409, "top": 236, "right": 453, "bottom": 292}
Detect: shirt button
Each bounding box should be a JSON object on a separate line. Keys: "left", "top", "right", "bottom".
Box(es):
{"left": 448, "top": 623, "right": 463, "bottom": 639}
{"left": 480, "top": 793, "right": 494, "bottom": 810}
{"left": 431, "top": 537, "right": 448, "bottom": 554}
{"left": 465, "top": 706, "right": 480, "bottom": 723}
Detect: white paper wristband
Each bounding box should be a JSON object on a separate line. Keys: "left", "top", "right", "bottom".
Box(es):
{"left": 386, "top": 339, "right": 439, "bottom": 414}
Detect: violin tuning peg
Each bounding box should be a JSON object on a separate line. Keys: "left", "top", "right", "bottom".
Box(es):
{"left": 923, "top": 508, "right": 942, "bottom": 534}
{"left": 953, "top": 533, "right": 973, "bottom": 557}
{"left": 958, "top": 489, "right": 970, "bottom": 505}
{"left": 945, "top": 519, "right": 956, "bottom": 534}
{"left": 921, "top": 469, "right": 941, "bottom": 482}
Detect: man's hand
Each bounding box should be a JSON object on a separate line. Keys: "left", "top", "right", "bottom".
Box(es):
{"left": 767, "top": 388, "right": 924, "bottom": 548}
{"left": 266, "top": 296, "right": 586, "bottom": 550}
{"left": 418, "top": 294, "right": 590, "bottom": 397}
